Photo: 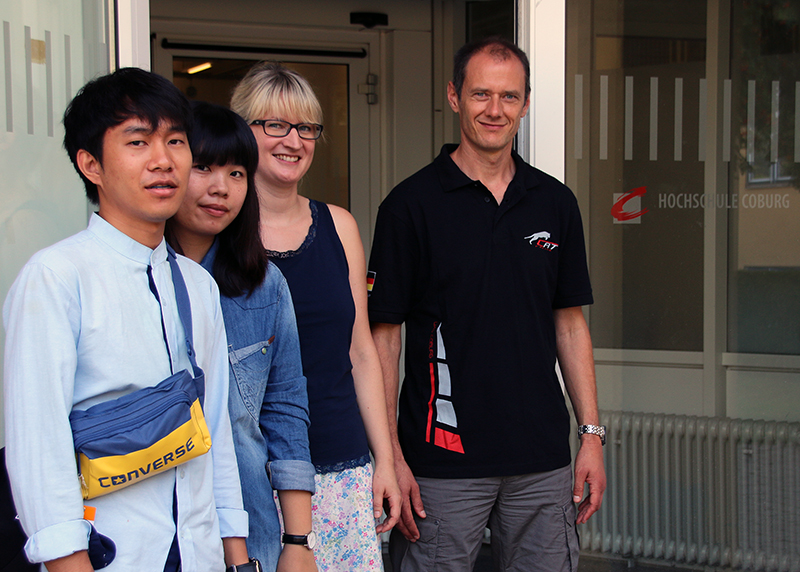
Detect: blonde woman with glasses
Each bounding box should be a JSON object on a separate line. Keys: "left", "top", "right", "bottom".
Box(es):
{"left": 231, "top": 62, "right": 400, "bottom": 572}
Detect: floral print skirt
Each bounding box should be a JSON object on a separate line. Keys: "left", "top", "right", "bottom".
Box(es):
{"left": 311, "top": 463, "right": 384, "bottom": 571}
{"left": 277, "top": 462, "right": 384, "bottom": 571}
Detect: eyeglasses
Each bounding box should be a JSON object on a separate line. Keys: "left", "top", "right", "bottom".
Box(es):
{"left": 251, "top": 120, "right": 324, "bottom": 140}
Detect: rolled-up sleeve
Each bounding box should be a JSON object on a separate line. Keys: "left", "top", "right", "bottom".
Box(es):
{"left": 3, "top": 261, "right": 90, "bottom": 563}
{"left": 267, "top": 460, "right": 315, "bottom": 492}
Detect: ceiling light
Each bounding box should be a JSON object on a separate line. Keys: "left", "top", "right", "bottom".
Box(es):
{"left": 187, "top": 62, "right": 212, "bottom": 74}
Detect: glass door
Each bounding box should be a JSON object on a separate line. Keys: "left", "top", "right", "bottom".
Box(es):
{"left": 569, "top": 0, "right": 708, "bottom": 354}
{"left": 153, "top": 38, "right": 375, "bottom": 250}
{"left": 170, "top": 57, "right": 351, "bottom": 212}
{"left": 565, "top": 1, "right": 800, "bottom": 570}
{"left": 0, "top": 0, "right": 112, "bottom": 444}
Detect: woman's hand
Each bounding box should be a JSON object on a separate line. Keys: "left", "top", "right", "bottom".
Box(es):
{"left": 277, "top": 544, "right": 317, "bottom": 572}
{"left": 373, "top": 459, "right": 401, "bottom": 534}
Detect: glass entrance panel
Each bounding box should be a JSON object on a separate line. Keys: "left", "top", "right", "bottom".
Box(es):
{"left": 172, "top": 56, "right": 350, "bottom": 210}
{"left": 568, "top": 0, "right": 707, "bottom": 351}
{"left": 1, "top": 0, "right": 110, "bottom": 292}
{"left": 566, "top": 2, "right": 800, "bottom": 571}
{"left": 0, "top": 0, "right": 111, "bottom": 442}
{"left": 727, "top": 0, "right": 800, "bottom": 355}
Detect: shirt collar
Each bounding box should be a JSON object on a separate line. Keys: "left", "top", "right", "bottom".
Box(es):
{"left": 200, "top": 238, "right": 219, "bottom": 275}
{"left": 434, "top": 143, "right": 542, "bottom": 194}
{"left": 86, "top": 213, "right": 168, "bottom": 267}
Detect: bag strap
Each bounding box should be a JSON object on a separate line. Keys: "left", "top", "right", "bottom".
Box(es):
{"left": 165, "top": 245, "right": 205, "bottom": 404}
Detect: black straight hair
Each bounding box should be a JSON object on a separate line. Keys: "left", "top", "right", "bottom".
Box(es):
{"left": 166, "top": 101, "right": 267, "bottom": 298}
{"left": 452, "top": 36, "right": 531, "bottom": 100}
{"left": 62, "top": 67, "right": 192, "bottom": 204}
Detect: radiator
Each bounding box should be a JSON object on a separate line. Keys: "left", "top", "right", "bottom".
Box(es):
{"left": 578, "top": 411, "right": 800, "bottom": 571}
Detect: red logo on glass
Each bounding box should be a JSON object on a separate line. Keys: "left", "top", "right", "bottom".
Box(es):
{"left": 611, "top": 186, "right": 648, "bottom": 222}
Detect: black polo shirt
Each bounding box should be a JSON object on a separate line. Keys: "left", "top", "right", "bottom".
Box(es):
{"left": 368, "top": 145, "right": 593, "bottom": 479}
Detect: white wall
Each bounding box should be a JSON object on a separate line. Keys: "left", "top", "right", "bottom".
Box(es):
{"left": 117, "top": 0, "right": 151, "bottom": 68}
{"left": 517, "top": 0, "right": 566, "bottom": 180}
{"left": 150, "top": 0, "right": 433, "bottom": 32}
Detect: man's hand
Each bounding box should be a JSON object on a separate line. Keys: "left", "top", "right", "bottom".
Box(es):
{"left": 572, "top": 436, "right": 606, "bottom": 524}
{"left": 374, "top": 460, "right": 402, "bottom": 534}
{"left": 394, "top": 457, "right": 426, "bottom": 541}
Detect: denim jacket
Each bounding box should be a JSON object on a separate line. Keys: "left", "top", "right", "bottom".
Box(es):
{"left": 202, "top": 242, "right": 315, "bottom": 571}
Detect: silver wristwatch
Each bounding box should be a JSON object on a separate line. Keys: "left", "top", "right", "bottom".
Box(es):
{"left": 577, "top": 424, "right": 606, "bottom": 445}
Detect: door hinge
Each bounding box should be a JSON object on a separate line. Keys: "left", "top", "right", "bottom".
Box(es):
{"left": 357, "top": 74, "right": 378, "bottom": 104}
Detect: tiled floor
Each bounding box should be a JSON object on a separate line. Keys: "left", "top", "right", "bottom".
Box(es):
{"left": 384, "top": 546, "right": 702, "bottom": 572}
{"left": 381, "top": 543, "right": 491, "bottom": 572}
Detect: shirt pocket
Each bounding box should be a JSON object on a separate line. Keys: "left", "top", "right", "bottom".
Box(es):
{"left": 228, "top": 337, "right": 275, "bottom": 420}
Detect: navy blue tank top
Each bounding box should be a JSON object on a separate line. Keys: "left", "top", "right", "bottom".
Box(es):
{"left": 268, "top": 200, "right": 370, "bottom": 470}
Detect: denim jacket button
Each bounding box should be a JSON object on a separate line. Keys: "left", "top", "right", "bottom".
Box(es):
{"left": 261, "top": 346, "right": 267, "bottom": 354}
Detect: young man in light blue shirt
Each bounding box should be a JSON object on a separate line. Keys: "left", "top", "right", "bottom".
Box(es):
{"left": 3, "top": 68, "right": 253, "bottom": 572}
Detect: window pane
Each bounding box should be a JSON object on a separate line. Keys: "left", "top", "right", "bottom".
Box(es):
{"left": 727, "top": 0, "right": 800, "bottom": 355}
{"left": 567, "top": 0, "right": 707, "bottom": 350}
{"left": 567, "top": 3, "right": 800, "bottom": 571}
{"left": 466, "top": 0, "right": 514, "bottom": 42}
{"left": 0, "top": 0, "right": 111, "bottom": 442}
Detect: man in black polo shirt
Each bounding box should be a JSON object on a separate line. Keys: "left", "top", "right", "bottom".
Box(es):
{"left": 368, "top": 37, "right": 606, "bottom": 571}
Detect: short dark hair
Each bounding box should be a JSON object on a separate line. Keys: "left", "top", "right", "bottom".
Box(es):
{"left": 452, "top": 36, "right": 531, "bottom": 100}
{"left": 166, "top": 101, "right": 267, "bottom": 298}
{"left": 62, "top": 67, "right": 192, "bottom": 204}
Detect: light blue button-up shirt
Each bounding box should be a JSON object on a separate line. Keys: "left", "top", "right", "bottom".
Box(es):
{"left": 3, "top": 214, "right": 248, "bottom": 571}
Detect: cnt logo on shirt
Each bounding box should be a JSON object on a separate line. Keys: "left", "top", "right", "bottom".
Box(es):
{"left": 524, "top": 231, "right": 558, "bottom": 251}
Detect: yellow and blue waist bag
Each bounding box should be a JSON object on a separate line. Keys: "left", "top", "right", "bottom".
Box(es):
{"left": 69, "top": 248, "right": 212, "bottom": 500}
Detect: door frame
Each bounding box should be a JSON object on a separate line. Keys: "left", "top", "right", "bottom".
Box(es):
{"left": 517, "top": 0, "right": 566, "bottom": 183}
{"left": 117, "top": 0, "right": 150, "bottom": 69}
{"left": 150, "top": 18, "right": 383, "bottom": 250}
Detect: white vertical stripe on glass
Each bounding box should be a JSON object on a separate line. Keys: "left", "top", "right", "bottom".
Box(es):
{"left": 650, "top": 77, "right": 658, "bottom": 161}
{"left": 64, "top": 35, "right": 71, "bottom": 104}
{"left": 674, "top": 78, "right": 683, "bottom": 161}
{"left": 25, "top": 26, "right": 33, "bottom": 135}
{"left": 699, "top": 79, "right": 707, "bottom": 162}
{"left": 796, "top": 82, "right": 800, "bottom": 162}
{"left": 3, "top": 21, "right": 11, "bottom": 132}
{"left": 747, "top": 80, "right": 755, "bottom": 164}
{"left": 45, "top": 30, "right": 53, "bottom": 137}
{"left": 600, "top": 75, "right": 608, "bottom": 160}
{"left": 771, "top": 81, "right": 779, "bottom": 163}
{"left": 625, "top": 76, "right": 633, "bottom": 161}
{"left": 723, "top": 79, "right": 732, "bottom": 163}
{"left": 574, "top": 74, "right": 583, "bottom": 160}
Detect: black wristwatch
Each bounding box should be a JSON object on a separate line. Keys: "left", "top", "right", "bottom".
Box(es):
{"left": 226, "top": 558, "right": 262, "bottom": 572}
{"left": 282, "top": 530, "right": 317, "bottom": 550}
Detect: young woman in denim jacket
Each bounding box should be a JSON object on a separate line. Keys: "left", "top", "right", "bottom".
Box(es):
{"left": 230, "top": 63, "right": 401, "bottom": 571}
{"left": 167, "top": 101, "right": 317, "bottom": 572}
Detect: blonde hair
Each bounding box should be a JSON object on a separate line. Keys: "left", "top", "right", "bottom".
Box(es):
{"left": 231, "top": 62, "right": 323, "bottom": 125}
